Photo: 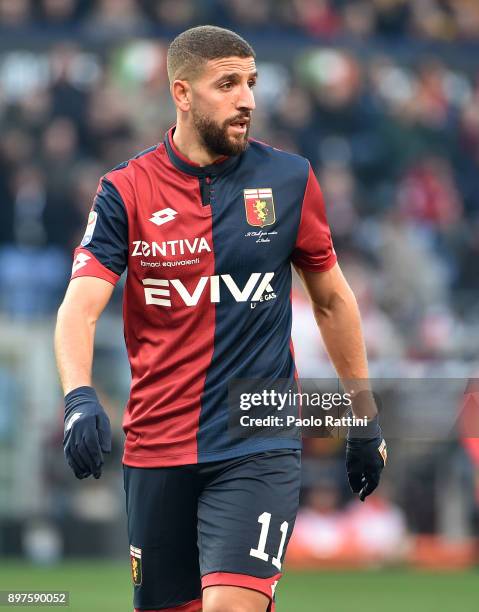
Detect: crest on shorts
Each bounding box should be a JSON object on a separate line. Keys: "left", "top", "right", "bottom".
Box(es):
{"left": 130, "top": 545, "right": 142, "bottom": 586}
{"left": 244, "top": 188, "right": 276, "bottom": 228}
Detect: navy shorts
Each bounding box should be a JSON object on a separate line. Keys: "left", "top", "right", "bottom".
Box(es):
{"left": 123, "top": 449, "right": 301, "bottom": 611}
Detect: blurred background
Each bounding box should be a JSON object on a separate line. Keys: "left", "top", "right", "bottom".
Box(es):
{"left": 0, "top": 0, "right": 479, "bottom": 610}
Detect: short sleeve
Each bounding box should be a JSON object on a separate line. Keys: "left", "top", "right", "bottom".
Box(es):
{"left": 71, "top": 177, "right": 128, "bottom": 286}
{"left": 291, "top": 164, "right": 337, "bottom": 272}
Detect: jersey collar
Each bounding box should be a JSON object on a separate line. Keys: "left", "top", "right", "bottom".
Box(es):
{"left": 164, "top": 126, "right": 240, "bottom": 177}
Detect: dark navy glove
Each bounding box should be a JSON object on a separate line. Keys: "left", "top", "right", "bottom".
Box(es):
{"left": 63, "top": 386, "right": 111, "bottom": 479}
{"left": 346, "top": 416, "right": 387, "bottom": 502}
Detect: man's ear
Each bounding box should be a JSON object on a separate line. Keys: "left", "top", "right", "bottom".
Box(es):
{"left": 171, "top": 79, "right": 191, "bottom": 112}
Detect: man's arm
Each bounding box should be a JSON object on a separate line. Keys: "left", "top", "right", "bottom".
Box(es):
{"left": 55, "top": 276, "right": 114, "bottom": 394}
{"left": 296, "top": 261, "right": 387, "bottom": 500}
{"left": 55, "top": 276, "right": 115, "bottom": 479}
{"left": 296, "top": 262, "right": 374, "bottom": 409}
{"left": 296, "top": 262, "right": 368, "bottom": 376}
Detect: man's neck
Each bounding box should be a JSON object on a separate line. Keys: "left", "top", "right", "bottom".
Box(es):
{"left": 173, "top": 123, "right": 222, "bottom": 167}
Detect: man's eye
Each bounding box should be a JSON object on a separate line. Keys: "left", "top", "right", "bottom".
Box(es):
{"left": 221, "top": 82, "right": 232, "bottom": 90}
{"left": 248, "top": 81, "right": 257, "bottom": 88}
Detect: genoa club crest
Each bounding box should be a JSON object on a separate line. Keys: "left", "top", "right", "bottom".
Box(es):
{"left": 244, "top": 188, "right": 276, "bottom": 228}
{"left": 130, "top": 545, "right": 142, "bottom": 586}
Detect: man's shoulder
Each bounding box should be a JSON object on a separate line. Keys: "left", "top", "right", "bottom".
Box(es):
{"left": 103, "top": 143, "right": 162, "bottom": 183}
{"left": 100, "top": 143, "right": 164, "bottom": 203}
{"left": 245, "top": 138, "right": 310, "bottom": 175}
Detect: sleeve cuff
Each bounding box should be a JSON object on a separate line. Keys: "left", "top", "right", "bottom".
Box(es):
{"left": 292, "top": 251, "right": 337, "bottom": 273}
{"left": 71, "top": 247, "right": 120, "bottom": 285}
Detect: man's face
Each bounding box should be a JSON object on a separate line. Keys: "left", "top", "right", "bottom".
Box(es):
{"left": 189, "top": 56, "right": 257, "bottom": 157}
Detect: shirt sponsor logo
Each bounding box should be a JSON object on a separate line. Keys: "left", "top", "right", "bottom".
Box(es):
{"left": 149, "top": 208, "right": 178, "bottom": 226}
{"left": 80, "top": 210, "right": 98, "bottom": 246}
{"left": 140, "top": 258, "right": 200, "bottom": 268}
{"left": 250, "top": 290, "right": 277, "bottom": 308}
{"left": 244, "top": 188, "right": 276, "bottom": 228}
{"left": 142, "top": 272, "right": 274, "bottom": 307}
{"left": 131, "top": 238, "right": 211, "bottom": 258}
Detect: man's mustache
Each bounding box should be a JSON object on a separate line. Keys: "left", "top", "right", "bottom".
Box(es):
{"left": 226, "top": 114, "right": 251, "bottom": 126}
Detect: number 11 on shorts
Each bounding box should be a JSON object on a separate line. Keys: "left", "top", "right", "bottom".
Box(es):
{"left": 249, "top": 512, "right": 289, "bottom": 570}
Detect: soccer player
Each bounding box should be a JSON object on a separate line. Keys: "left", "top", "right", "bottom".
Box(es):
{"left": 55, "top": 25, "right": 386, "bottom": 612}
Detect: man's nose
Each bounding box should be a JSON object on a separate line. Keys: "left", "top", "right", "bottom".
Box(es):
{"left": 236, "top": 84, "right": 256, "bottom": 111}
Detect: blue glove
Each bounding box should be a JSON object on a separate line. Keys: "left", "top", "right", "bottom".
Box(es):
{"left": 346, "top": 416, "right": 387, "bottom": 502}
{"left": 63, "top": 386, "right": 111, "bottom": 479}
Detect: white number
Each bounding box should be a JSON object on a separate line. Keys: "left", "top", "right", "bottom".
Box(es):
{"left": 272, "top": 521, "right": 288, "bottom": 570}
{"left": 249, "top": 512, "right": 289, "bottom": 569}
{"left": 249, "top": 511, "right": 271, "bottom": 561}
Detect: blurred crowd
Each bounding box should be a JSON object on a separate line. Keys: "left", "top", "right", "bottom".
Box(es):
{"left": 1, "top": 0, "right": 479, "bottom": 42}
{"left": 1, "top": 2, "right": 479, "bottom": 361}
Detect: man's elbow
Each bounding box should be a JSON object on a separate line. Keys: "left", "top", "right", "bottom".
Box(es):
{"left": 311, "top": 285, "right": 359, "bottom": 320}
{"left": 56, "top": 298, "right": 99, "bottom": 328}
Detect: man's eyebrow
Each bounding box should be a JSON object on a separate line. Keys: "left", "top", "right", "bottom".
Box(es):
{"left": 214, "top": 70, "right": 258, "bottom": 84}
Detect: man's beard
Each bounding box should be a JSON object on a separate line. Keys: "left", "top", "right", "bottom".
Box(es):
{"left": 192, "top": 110, "right": 250, "bottom": 158}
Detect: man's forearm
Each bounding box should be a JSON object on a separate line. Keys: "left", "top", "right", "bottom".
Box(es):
{"left": 312, "top": 284, "right": 376, "bottom": 419}
{"left": 298, "top": 266, "right": 385, "bottom": 497}
{"left": 312, "top": 281, "right": 367, "bottom": 377}
{"left": 55, "top": 303, "right": 96, "bottom": 395}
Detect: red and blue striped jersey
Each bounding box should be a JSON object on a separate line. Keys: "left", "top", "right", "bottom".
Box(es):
{"left": 71, "top": 127, "right": 336, "bottom": 467}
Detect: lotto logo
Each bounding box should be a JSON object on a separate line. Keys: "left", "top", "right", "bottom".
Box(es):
{"left": 149, "top": 208, "right": 178, "bottom": 226}
{"left": 72, "top": 252, "right": 90, "bottom": 274}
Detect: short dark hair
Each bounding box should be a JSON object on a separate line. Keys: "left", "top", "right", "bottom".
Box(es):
{"left": 167, "top": 25, "right": 255, "bottom": 83}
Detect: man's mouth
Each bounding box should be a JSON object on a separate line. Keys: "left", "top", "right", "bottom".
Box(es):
{"left": 229, "top": 117, "right": 250, "bottom": 134}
